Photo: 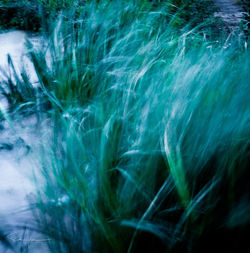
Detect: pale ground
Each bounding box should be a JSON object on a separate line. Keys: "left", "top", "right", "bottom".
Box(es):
{"left": 214, "top": 0, "right": 245, "bottom": 30}
{"left": 0, "top": 30, "right": 49, "bottom": 252}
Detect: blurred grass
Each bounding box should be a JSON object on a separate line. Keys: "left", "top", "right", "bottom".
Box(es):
{"left": 0, "top": 0, "right": 216, "bottom": 31}
{"left": 0, "top": 0, "right": 249, "bottom": 252}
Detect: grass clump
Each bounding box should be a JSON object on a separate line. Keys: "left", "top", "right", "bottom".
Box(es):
{"left": 33, "top": 40, "right": 249, "bottom": 251}
{"left": 0, "top": 54, "right": 38, "bottom": 115}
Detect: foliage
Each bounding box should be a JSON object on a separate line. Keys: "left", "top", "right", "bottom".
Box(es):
{"left": 0, "top": 1, "right": 249, "bottom": 252}
{"left": 17, "top": 2, "right": 249, "bottom": 252}
{"left": 0, "top": 0, "right": 216, "bottom": 31}
{"left": 0, "top": 55, "right": 38, "bottom": 115}
{"left": 0, "top": 0, "right": 42, "bottom": 31}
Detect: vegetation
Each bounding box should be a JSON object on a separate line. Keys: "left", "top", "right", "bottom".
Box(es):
{"left": 0, "top": 0, "right": 249, "bottom": 253}
{"left": 0, "top": 0, "right": 216, "bottom": 31}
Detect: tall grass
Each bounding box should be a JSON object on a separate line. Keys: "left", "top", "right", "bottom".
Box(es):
{"left": 0, "top": 1, "right": 249, "bottom": 252}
